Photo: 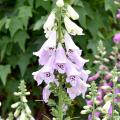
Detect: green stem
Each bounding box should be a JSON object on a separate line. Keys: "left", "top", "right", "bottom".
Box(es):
{"left": 111, "top": 82, "right": 116, "bottom": 120}
{"left": 58, "top": 7, "right": 62, "bottom": 43}
{"left": 58, "top": 84, "right": 63, "bottom": 120}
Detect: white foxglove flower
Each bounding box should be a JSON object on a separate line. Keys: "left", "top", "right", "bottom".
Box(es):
{"left": 102, "top": 101, "right": 111, "bottom": 113}
{"left": 64, "top": 16, "right": 84, "bottom": 35}
{"left": 56, "top": 0, "right": 64, "bottom": 7}
{"left": 67, "top": 5, "right": 79, "bottom": 20}
{"left": 43, "top": 12, "right": 55, "bottom": 34}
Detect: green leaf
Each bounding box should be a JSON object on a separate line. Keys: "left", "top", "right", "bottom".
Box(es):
{"left": 0, "top": 17, "right": 7, "bottom": 30}
{"left": 9, "top": 17, "right": 23, "bottom": 37}
{"left": 33, "top": 16, "right": 47, "bottom": 31}
{"left": 0, "top": 36, "right": 11, "bottom": 61}
{"left": 18, "top": 6, "right": 32, "bottom": 29}
{"left": 13, "top": 30, "right": 29, "bottom": 51}
{"left": 17, "top": 53, "right": 31, "bottom": 76}
{"left": 35, "top": 0, "right": 51, "bottom": 12}
{"left": 105, "top": 0, "right": 117, "bottom": 18}
{"left": 0, "top": 65, "right": 11, "bottom": 85}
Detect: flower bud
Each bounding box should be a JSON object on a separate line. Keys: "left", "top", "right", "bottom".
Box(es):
{"left": 86, "top": 95, "right": 91, "bottom": 99}
{"left": 100, "top": 85, "right": 111, "bottom": 90}
{"left": 19, "top": 111, "right": 26, "bottom": 120}
{"left": 80, "top": 110, "right": 90, "bottom": 114}
{"left": 25, "top": 103, "right": 31, "bottom": 115}
{"left": 113, "top": 77, "right": 118, "bottom": 83}
{"left": 67, "top": 5, "right": 79, "bottom": 20}
{"left": 25, "top": 92, "right": 30, "bottom": 95}
{"left": 14, "top": 108, "right": 20, "bottom": 117}
{"left": 14, "top": 92, "right": 21, "bottom": 96}
{"left": 11, "top": 102, "right": 20, "bottom": 108}
{"left": 21, "top": 96, "right": 27, "bottom": 102}
{"left": 56, "top": 0, "right": 64, "bottom": 7}
{"left": 83, "top": 105, "right": 91, "bottom": 109}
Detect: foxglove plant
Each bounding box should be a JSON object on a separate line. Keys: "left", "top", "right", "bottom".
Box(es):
{"left": 32, "top": 0, "right": 89, "bottom": 119}
{"left": 11, "top": 80, "right": 34, "bottom": 120}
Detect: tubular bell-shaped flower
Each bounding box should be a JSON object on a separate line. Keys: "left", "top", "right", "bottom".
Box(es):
{"left": 66, "top": 5, "right": 79, "bottom": 20}
{"left": 64, "top": 32, "right": 88, "bottom": 69}
{"left": 32, "top": 55, "right": 55, "bottom": 85}
{"left": 43, "top": 12, "right": 55, "bottom": 34}
{"left": 64, "top": 16, "right": 84, "bottom": 35}
{"left": 33, "top": 31, "right": 56, "bottom": 65}
{"left": 42, "top": 85, "right": 51, "bottom": 103}
{"left": 55, "top": 43, "right": 67, "bottom": 73}
{"left": 66, "top": 59, "right": 81, "bottom": 86}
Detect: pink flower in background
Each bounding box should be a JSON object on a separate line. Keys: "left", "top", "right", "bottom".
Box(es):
{"left": 116, "top": 9, "right": 120, "bottom": 20}
{"left": 55, "top": 43, "right": 67, "bottom": 73}
{"left": 113, "top": 32, "right": 120, "bottom": 44}
{"left": 88, "top": 72, "right": 100, "bottom": 81}
{"left": 33, "top": 31, "right": 56, "bottom": 65}
{"left": 42, "top": 85, "right": 51, "bottom": 103}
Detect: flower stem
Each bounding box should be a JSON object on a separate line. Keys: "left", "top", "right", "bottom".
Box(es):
{"left": 58, "top": 7, "right": 62, "bottom": 43}
{"left": 58, "top": 83, "right": 64, "bottom": 120}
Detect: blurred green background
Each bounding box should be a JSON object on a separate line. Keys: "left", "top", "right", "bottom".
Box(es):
{"left": 0, "top": 0, "right": 119, "bottom": 119}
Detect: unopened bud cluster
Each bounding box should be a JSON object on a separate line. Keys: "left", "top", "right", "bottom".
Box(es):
{"left": 11, "top": 80, "right": 34, "bottom": 120}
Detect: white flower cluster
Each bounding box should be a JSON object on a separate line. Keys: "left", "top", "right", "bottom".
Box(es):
{"left": 11, "top": 80, "right": 34, "bottom": 120}
{"left": 43, "top": 0, "right": 83, "bottom": 38}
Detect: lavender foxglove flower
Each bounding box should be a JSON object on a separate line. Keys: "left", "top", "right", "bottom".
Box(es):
{"left": 32, "top": 55, "right": 55, "bottom": 85}
{"left": 55, "top": 43, "right": 67, "bottom": 73}
{"left": 64, "top": 16, "right": 84, "bottom": 35}
{"left": 64, "top": 32, "right": 88, "bottom": 69}
{"left": 33, "top": 31, "right": 56, "bottom": 65}
{"left": 66, "top": 59, "right": 80, "bottom": 86}
{"left": 42, "top": 85, "right": 51, "bottom": 103}
{"left": 116, "top": 9, "right": 120, "bottom": 20}
{"left": 67, "top": 80, "right": 88, "bottom": 99}
{"left": 113, "top": 32, "right": 120, "bottom": 44}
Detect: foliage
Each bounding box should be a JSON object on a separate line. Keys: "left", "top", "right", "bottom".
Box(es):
{"left": 0, "top": 0, "right": 119, "bottom": 119}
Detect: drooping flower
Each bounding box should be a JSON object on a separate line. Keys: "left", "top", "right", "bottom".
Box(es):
{"left": 64, "top": 32, "right": 82, "bottom": 55}
{"left": 67, "top": 5, "right": 79, "bottom": 20}
{"left": 33, "top": 31, "right": 56, "bottom": 65}
{"left": 67, "top": 80, "right": 88, "bottom": 99}
{"left": 67, "top": 86, "right": 81, "bottom": 99}
{"left": 113, "top": 32, "right": 120, "bottom": 44}
{"left": 43, "top": 12, "right": 55, "bottom": 35}
{"left": 64, "top": 32, "right": 88, "bottom": 69}
{"left": 66, "top": 59, "right": 81, "bottom": 86}
{"left": 88, "top": 72, "right": 100, "bottom": 81}
{"left": 56, "top": 0, "right": 64, "bottom": 7}
{"left": 42, "top": 85, "right": 51, "bottom": 103}
{"left": 80, "top": 70, "right": 89, "bottom": 82}
{"left": 55, "top": 43, "right": 67, "bottom": 73}
{"left": 64, "top": 16, "right": 84, "bottom": 35}
{"left": 32, "top": 55, "right": 55, "bottom": 85}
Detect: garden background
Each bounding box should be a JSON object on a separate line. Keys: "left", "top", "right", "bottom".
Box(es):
{"left": 0, "top": 0, "right": 119, "bottom": 119}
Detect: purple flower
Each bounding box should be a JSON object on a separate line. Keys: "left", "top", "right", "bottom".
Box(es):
{"left": 88, "top": 72, "right": 100, "bottom": 82}
{"left": 33, "top": 30, "right": 56, "bottom": 65}
{"left": 42, "top": 85, "right": 51, "bottom": 103}
{"left": 66, "top": 59, "right": 80, "bottom": 86}
{"left": 116, "top": 9, "right": 120, "bottom": 20}
{"left": 64, "top": 32, "right": 88, "bottom": 69}
{"left": 55, "top": 43, "right": 67, "bottom": 73}
{"left": 113, "top": 32, "right": 120, "bottom": 44}
{"left": 67, "top": 80, "right": 88, "bottom": 99}
{"left": 32, "top": 55, "right": 55, "bottom": 85}
{"left": 79, "top": 70, "right": 89, "bottom": 82}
